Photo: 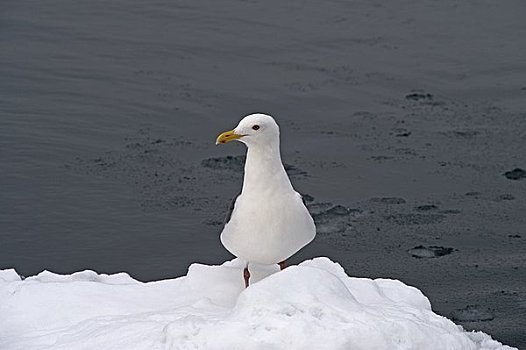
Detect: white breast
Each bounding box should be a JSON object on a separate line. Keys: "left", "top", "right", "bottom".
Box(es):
{"left": 220, "top": 188, "right": 315, "bottom": 265}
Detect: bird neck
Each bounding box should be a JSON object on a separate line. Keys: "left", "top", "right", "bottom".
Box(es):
{"left": 242, "top": 142, "right": 292, "bottom": 193}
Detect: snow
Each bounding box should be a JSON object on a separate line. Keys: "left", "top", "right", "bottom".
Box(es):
{"left": 0, "top": 258, "right": 516, "bottom": 350}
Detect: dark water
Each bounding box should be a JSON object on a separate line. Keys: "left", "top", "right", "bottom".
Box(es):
{"left": 1, "top": 0, "right": 526, "bottom": 347}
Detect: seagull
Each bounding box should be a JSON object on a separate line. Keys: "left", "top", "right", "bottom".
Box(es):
{"left": 215, "top": 113, "right": 316, "bottom": 287}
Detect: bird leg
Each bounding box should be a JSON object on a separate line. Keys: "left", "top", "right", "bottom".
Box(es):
{"left": 243, "top": 266, "right": 250, "bottom": 288}
{"left": 278, "top": 260, "right": 287, "bottom": 270}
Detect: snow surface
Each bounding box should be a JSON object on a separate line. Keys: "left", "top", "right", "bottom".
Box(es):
{"left": 0, "top": 258, "right": 516, "bottom": 350}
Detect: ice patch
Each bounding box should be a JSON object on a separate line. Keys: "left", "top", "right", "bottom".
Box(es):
{"left": 0, "top": 269, "right": 21, "bottom": 282}
{"left": 27, "top": 269, "right": 139, "bottom": 284}
{"left": 0, "top": 258, "right": 516, "bottom": 350}
{"left": 451, "top": 305, "right": 496, "bottom": 322}
{"left": 408, "top": 245, "right": 454, "bottom": 259}
{"left": 309, "top": 203, "right": 361, "bottom": 236}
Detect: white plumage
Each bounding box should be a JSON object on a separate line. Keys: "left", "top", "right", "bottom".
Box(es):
{"left": 216, "top": 114, "right": 316, "bottom": 283}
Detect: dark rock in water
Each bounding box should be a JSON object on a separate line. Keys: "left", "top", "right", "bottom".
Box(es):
{"left": 508, "top": 234, "right": 521, "bottom": 239}
{"left": 415, "top": 204, "right": 438, "bottom": 211}
{"left": 370, "top": 155, "right": 395, "bottom": 161}
{"left": 392, "top": 128, "right": 412, "bottom": 137}
{"left": 496, "top": 194, "right": 515, "bottom": 201}
{"left": 450, "top": 305, "right": 495, "bottom": 322}
{"left": 386, "top": 213, "right": 445, "bottom": 225}
{"left": 396, "top": 131, "right": 412, "bottom": 137}
{"left": 408, "top": 245, "right": 453, "bottom": 258}
{"left": 283, "top": 164, "right": 308, "bottom": 177}
{"left": 503, "top": 168, "right": 526, "bottom": 180}
{"left": 371, "top": 197, "right": 406, "bottom": 204}
{"left": 405, "top": 92, "right": 433, "bottom": 101}
{"left": 465, "top": 191, "right": 481, "bottom": 197}
{"left": 453, "top": 130, "right": 479, "bottom": 138}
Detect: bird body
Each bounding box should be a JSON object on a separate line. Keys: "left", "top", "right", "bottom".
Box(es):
{"left": 221, "top": 146, "right": 315, "bottom": 264}
{"left": 216, "top": 114, "right": 316, "bottom": 281}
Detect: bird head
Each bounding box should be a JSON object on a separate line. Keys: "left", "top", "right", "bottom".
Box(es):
{"left": 216, "top": 113, "right": 280, "bottom": 147}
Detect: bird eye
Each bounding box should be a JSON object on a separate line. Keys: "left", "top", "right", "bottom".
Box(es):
{"left": 252, "top": 125, "right": 260, "bottom": 131}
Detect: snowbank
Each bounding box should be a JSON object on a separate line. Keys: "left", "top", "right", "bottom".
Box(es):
{"left": 0, "top": 258, "right": 516, "bottom": 350}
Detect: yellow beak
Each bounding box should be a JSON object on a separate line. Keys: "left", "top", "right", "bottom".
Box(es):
{"left": 216, "top": 129, "right": 243, "bottom": 145}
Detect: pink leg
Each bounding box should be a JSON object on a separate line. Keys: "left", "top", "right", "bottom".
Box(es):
{"left": 243, "top": 266, "right": 250, "bottom": 288}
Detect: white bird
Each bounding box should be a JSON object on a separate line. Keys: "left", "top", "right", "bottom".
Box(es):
{"left": 215, "top": 113, "right": 316, "bottom": 287}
